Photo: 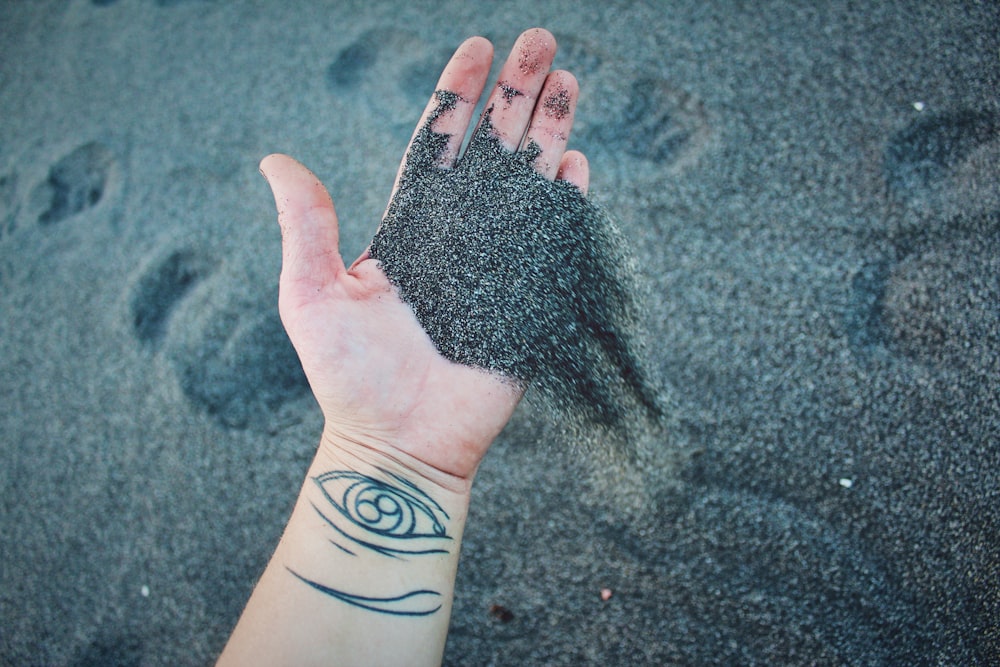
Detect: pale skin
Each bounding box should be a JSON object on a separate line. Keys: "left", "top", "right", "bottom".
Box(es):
{"left": 217, "top": 29, "right": 589, "bottom": 666}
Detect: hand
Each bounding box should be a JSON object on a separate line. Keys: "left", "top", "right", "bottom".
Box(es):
{"left": 259, "top": 29, "right": 588, "bottom": 484}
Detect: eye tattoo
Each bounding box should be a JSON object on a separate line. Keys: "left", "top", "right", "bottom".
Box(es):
{"left": 288, "top": 468, "right": 452, "bottom": 616}
{"left": 310, "top": 469, "right": 452, "bottom": 558}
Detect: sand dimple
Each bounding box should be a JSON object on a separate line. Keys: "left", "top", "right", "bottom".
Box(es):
{"left": 884, "top": 108, "right": 1000, "bottom": 217}
{"left": 0, "top": 172, "right": 17, "bottom": 238}
{"left": 567, "top": 59, "right": 714, "bottom": 185}
{"left": 169, "top": 309, "right": 309, "bottom": 430}
{"left": 35, "top": 142, "right": 114, "bottom": 226}
{"left": 327, "top": 34, "right": 381, "bottom": 88}
{"left": 610, "top": 77, "right": 711, "bottom": 165}
{"left": 850, "top": 107, "right": 1000, "bottom": 370}
{"left": 327, "top": 27, "right": 451, "bottom": 139}
{"left": 131, "top": 248, "right": 217, "bottom": 346}
{"left": 370, "top": 92, "right": 665, "bottom": 448}
{"left": 128, "top": 245, "right": 308, "bottom": 430}
{"left": 662, "top": 488, "right": 908, "bottom": 664}
{"left": 881, "top": 215, "right": 1000, "bottom": 373}
{"left": 849, "top": 212, "right": 1000, "bottom": 375}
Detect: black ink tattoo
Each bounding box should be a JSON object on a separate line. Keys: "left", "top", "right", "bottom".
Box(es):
{"left": 311, "top": 469, "right": 451, "bottom": 557}
{"left": 287, "top": 569, "right": 443, "bottom": 616}
{"left": 290, "top": 468, "right": 452, "bottom": 615}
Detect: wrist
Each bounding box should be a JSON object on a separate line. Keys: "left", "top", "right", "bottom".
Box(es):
{"left": 316, "top": 426, "right": 477, "bottom": 499}
{"left": 218, "top": 432, "right": 469, "bottom": 666}
{"left": 259, "top": 432, "right": 472, "bottom": 622}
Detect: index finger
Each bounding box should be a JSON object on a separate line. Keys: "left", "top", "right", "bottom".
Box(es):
{"left": 405, "top": 36, "right": 494, "bottom": 170}
{"left": 378, "top": 37, "right": 493, "bottom": 221}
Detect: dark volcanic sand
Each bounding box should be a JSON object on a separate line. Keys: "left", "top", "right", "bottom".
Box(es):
{"left": 370, "top": 91, "right": 665, "bottom": 443}
{"left": 2, "top": 3, "right": 998, "bottom": 665}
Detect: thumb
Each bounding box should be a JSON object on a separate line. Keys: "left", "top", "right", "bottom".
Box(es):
{"left": 260, "top": 153, "right": 346, "bottom": 296}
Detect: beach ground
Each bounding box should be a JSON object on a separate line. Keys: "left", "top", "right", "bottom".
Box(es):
{"left": 1, "top": 1, "right": 997, "bottom": 664}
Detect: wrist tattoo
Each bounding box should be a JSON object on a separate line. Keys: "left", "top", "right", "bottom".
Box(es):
{"left": 288, "top": 570, "right": 443, "bottom": 617}
{"left": 288, "top": 468, "right": 452, "bottom": 616}
{"left": 311, "top": 469, "right": 452, "bottom": 557}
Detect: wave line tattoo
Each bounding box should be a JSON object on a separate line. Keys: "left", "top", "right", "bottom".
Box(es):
{"left": 287, "top": 569, "right": 443, "bottom": 617}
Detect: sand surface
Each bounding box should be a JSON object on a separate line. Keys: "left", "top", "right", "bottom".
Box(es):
{"left": 1, "top": 1, "right": 998, "bottom": 665}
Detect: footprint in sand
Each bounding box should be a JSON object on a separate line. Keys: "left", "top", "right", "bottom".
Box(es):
{"left": 674, "top": 488, "right": 909, "bottom": 662}
{"left": 879, "top": 213, "right": 999, "bottom": 374}
{"left": 729, "top": 490, "right": 909, "bottom": 660}
{"left": 32, "top": 141, "right": 115, "bottom": 226}
{"left": 326, "top": 29, "right": 713, "bottom": 181}
{"left": 130, "top": 248, "right": 217, "bottom": 347}
{"left": 128, "top": 247, "right": 309, "bottom": 430}
{"left": 602, "top": 483, "right": 911, "bottom": 663}
{"left": 554, "top": 36, "right": 713, "bottom": 183}
{"left": 883, "top": 107, "right": 1000, "bottom": 218}
{"left": 168, "top": 306, "right": 310, "bottom": 431}
{"left": 851, "top": 107, "right": 1000, "bottom": 372}
{"left": 0, "top": 172, "right": 17, "bottom": 239}
{"left": 327, "top": 28, "right": 452, "bottom": 141}
{"left": 581, "top": 75, "right": 712, "bottom": 172}
{"left": 850, "top": 217, "right": 1000, "bottom": 374}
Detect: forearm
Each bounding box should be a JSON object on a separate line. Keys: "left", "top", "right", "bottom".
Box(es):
{"left": 217, "top": 437, "right": 472, "bottom": 667}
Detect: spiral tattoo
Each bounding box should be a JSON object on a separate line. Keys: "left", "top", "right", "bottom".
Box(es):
{"left": 310, "top": 469, "right": 451, "bottom": 557}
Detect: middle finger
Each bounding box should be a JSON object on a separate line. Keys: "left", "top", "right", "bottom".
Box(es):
{"left": 477, "top": 28, "right": 557, "bottom": 152}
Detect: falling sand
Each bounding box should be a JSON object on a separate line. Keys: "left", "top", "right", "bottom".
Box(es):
{"left": 370, "top": 91, "right": 666, "bottom": 447}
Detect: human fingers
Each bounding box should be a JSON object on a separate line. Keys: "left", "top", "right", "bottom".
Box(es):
{"left": 260, "top": 153, "right": 344, "bottom": 300}
{"left": 406, "top": 36, "right": 494, "bottom": 168}
{"left": 477, "top": 27, "right": 557, "bottom": 151}
{"left": 375, "top": 36, "right": 493, "bottom": 225}
{"left": 556, "top": 149, "right": 589, "bottom": 195}
{"left": 522, "top": 70, "right": 579, "bottom": 179}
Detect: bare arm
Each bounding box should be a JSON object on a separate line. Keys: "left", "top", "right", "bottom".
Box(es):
{"left": 217, "top": 29, "right": 587, "bottom": 667}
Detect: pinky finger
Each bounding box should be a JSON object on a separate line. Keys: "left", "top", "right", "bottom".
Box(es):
{"left": 556, "top": 150, "right": 589, "bottom": 195}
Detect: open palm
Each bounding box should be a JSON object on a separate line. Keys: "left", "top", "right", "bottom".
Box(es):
{"left": 260, "top": 30, "right": 589, "bottom": 482}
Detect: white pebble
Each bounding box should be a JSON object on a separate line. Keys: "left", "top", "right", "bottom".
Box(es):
{"left": 141, "top": 585, "right": 150, "bottom": 598}
{"left": 838, "top": 478, "right": 854, "bottom": 489}
{"left": 913, "top": 101, "right": 925, "bottom": 112}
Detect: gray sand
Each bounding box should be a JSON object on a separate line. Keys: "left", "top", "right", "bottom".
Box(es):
{"left": 1, "top": 1, "right": 998, "bottom": 665}
{"left": 371, "top": 91, "right": 663, "bottom": 443}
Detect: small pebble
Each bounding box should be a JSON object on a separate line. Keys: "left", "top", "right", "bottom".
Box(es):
{"left": 489, "top": 603, "right": 515, "bottom": 623}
